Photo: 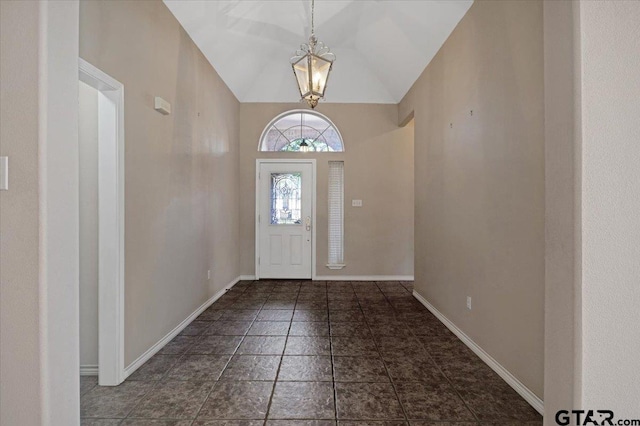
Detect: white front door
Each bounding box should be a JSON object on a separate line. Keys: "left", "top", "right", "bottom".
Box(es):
{"left": 257, "top": 161, "right": 314, "bottom": 279}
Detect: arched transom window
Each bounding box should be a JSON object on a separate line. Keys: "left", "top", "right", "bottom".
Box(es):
{"left": 259, "top": 110, "right": 344, "bottom": 152}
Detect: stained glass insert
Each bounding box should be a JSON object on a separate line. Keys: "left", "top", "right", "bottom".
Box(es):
{"left": 271, "top": 173, "right": 302, "bottom": 225}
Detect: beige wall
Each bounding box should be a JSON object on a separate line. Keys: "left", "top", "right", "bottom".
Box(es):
{"left": 1, "top": 1, "right": 81, "bottom": 423}
{"left": 79, "top": 81, "right": 100, "bottom": 367}
{"left": 239, "top": 103, "right": 414, "bottom": 278}
{"left": 0, "top": 1, "right": 44, "bottom": 424}
{"left": 80, "top": 0, "right": 241, "bottom": 365}
{"left": 579, "top": 0, "right": 640, "bottom": 416}
{"left": 399, "top": 0, "right": 545, "bottom": 398}
{"left": 543, "top": 0, "right": 581, "bottom": 420}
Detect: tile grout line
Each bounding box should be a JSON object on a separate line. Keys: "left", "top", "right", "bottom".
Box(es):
{"left": 121, "top": 359, "right": 176, "bottom": 420}
{"left": 399, "top": 288, "right": 482, "bottom": 424}
{"left": 120, "top": 335, "right": 191, "bottom": 420}
{"left": 262, "top": 282, "right": 301, "bottom": 424}
{"left": 326, "top": 284, "right": 340, "bottom": 423}
{"left": 360, "top": 281, "right": 410, "bottom": 423}
{"left": 190, "top": 282, "right": 262, "bottom": 423}
{"left": 386, "top": 280, "right": 481, "bottom": 424}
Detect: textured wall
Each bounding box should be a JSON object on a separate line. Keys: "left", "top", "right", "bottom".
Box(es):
{"left": 579, "top": 0, "right": 640, "bottom": 416}
{"left": 1, "top": 1, "right": 81, "bottom": 423}
{"left": 239, "top": 103, "right": 414, "bottom": 279}
{"left": 0, "top": 1, "right": 44, "bottom": 424}
{"left": 543, "top": 0, "right": 581, "bottom": 420}
{"left": 399, "top": 0, "right": 545, "bottom": 397}
{"left": 80, "top": 0, "right": 241, "bottom": 366}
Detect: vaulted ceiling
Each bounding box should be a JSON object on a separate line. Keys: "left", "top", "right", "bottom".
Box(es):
{"left": 163, "top": 0, "right": 473, "bottom": 104}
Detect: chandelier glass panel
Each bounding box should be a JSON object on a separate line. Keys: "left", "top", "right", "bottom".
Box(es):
{"left": 290, "top": 0, "right": 335, "bottom": 109}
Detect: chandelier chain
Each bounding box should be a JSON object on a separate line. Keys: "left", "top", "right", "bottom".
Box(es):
{"left": 311, "top": 0, "right": 315, "bottom": 36}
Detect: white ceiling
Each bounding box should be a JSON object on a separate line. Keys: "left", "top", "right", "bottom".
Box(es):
{"left": 163, "top": 0, "right": 473, "bottom": 104}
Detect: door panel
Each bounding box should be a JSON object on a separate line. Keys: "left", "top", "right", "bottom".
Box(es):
{"left": 258, "top": 162, "right": 313, "bottom": 279}
{"left": 290, "top": 236, "right": 303, "bottom": 265}
{"left": 269, "top": 236, "right": 282, "bottom": 265}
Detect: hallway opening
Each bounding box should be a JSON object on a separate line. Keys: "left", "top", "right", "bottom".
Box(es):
{"left": 78, "top": 59, "right": 126, "bottom": 387}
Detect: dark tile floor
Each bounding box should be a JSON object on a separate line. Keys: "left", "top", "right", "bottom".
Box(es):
{"left": 80, "top": 280, "right": 542, "bottom": 426}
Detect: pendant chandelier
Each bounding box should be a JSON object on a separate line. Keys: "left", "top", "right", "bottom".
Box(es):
{"left": 290, "top": 0, "right": 335, "bottom": 109}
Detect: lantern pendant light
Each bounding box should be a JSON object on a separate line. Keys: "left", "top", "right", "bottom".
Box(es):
{"left": 290, "top": 0, "right": 335, "bottom": 109}
{"left": 299, "top": 140, "right": 310, "bottom": 152}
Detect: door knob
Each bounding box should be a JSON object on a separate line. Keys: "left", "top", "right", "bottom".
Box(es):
{"left": 305, "top": 216, "right": 312, "bottom": 231}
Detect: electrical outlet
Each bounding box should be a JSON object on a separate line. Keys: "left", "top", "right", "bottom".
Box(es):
{"left": 207, "top": 270, "right": 211, "bottom": 280}
{"left": 466, "top": 296, "right": 472, "bottom": 310}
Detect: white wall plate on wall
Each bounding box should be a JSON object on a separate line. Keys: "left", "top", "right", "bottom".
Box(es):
{"left": 0, "top": 157, "right": 8, "bottom": 190}
{"left": 154, "top": 96, "right": 171, "bottom": 115}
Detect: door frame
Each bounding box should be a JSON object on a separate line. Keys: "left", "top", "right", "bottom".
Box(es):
{"left": 79, "top": 58, "right": 126, "bottom": 386}
{"left": 255, "top": 159, "right": 317, "bottom": 280}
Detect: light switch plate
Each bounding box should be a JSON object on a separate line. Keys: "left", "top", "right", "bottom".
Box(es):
{"left": 352, "top": 199, "right": 362, "bottom": 207}
{"left": 0, "top": 157, "right": 8, "bottom": 190}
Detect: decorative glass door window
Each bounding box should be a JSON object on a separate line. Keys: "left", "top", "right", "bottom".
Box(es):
{"left": 271, "top": 173, "right": 302, "bottom": 225}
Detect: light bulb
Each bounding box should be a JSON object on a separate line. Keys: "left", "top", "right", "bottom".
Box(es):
{"left": 313, "top": 72, "right": 322, "bottom": 92}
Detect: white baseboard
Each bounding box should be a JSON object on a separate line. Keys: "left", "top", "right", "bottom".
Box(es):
{"left": 412, "top": 290, "right": 544, "bottom": 415}
{"left": 315, "top": 275, "right": 414, "bottom": 281}
{"left": 80, "top": 365, "right": 98, "bottom": 376}
{"left": 122, "top": 276, "right": 241, "bottom": 379}
{"left": 244, "top": 275, "right": 414, "bottom": 281}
